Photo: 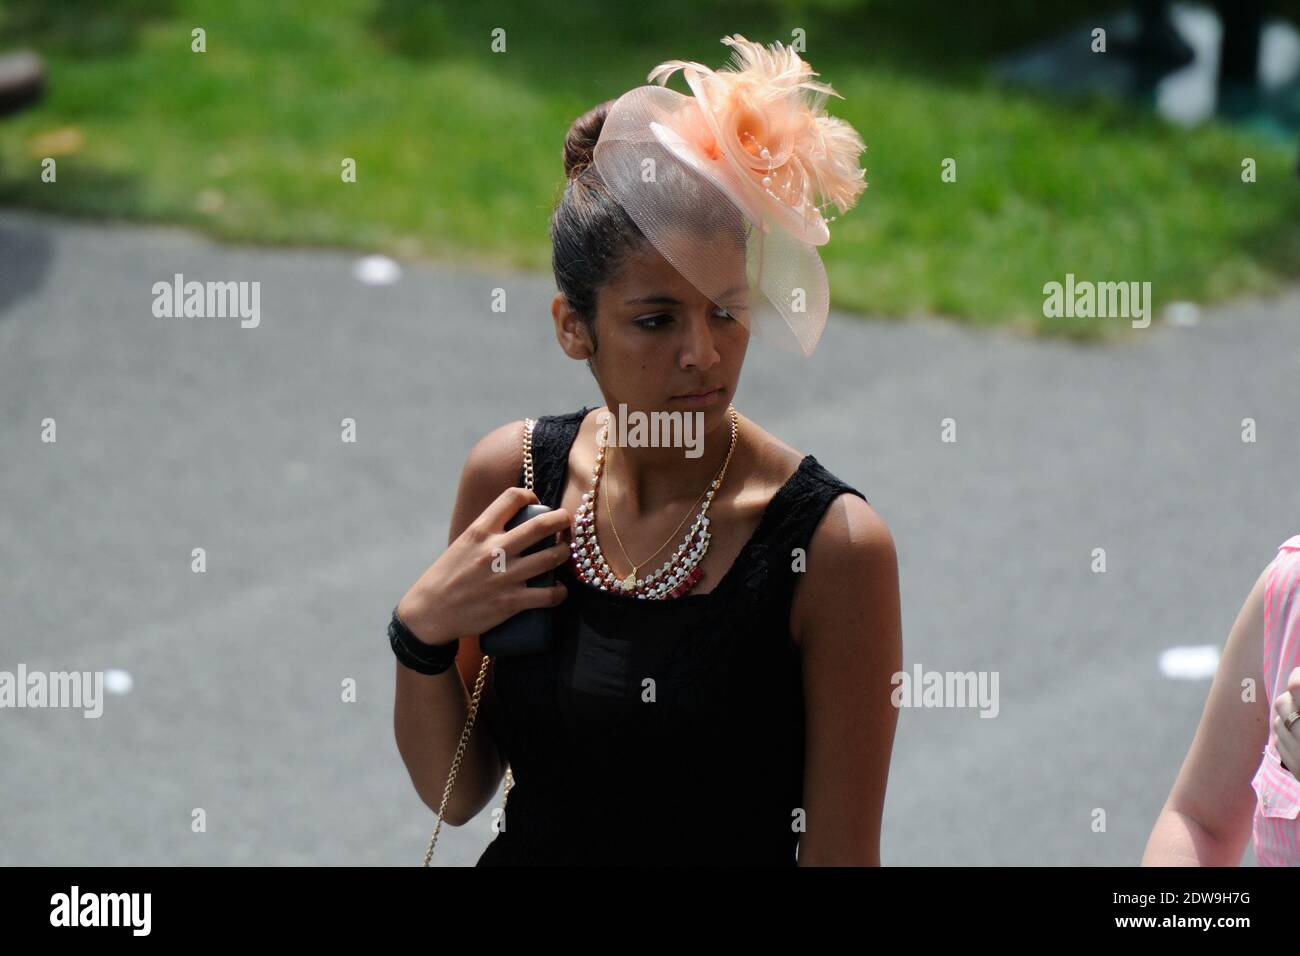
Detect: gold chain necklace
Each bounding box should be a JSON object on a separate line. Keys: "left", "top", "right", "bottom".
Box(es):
{"left": 569, "top": 405, "right": 740, "bottom": 599}
{"left": 604, "top": 440, "right": 713, "bottom": 588}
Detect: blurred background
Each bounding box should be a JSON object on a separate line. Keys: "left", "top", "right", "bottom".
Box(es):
{"left": 1, "top": 0, "right": 1297, "bottom": 335}
{"left": 1, "top": 1, "right": 1298, "bottom": 866}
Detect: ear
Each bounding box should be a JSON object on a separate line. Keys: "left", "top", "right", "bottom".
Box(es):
{"left": 553, "top": 293, "right": 595, "bottom": 360}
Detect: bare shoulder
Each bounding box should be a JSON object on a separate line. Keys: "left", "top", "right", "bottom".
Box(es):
{"left": 461, "top": 418, "right": 529, "bottom": 494}
{"left": 732, "top": 412, "right": 808, "bottom": 493}
{"left": 447, "top": 418, "right": 533, "bottom": 550}
{"left": 793, "top": 481, "right": 897, "bottom": 647}
{"left": 806, "top": 494, "right": 897, "bottom": 577}
{"left": 1217, "top": 560, "right": 1271, "bottom": 699}
{"left": 733, "top": 413, "right": 878, "bottom": 531}
{"left": 733, "top": 412, "right": 898, "bottom": 642}
{"left": 1215, "top": 557, "right": 1275, "bottom": 695}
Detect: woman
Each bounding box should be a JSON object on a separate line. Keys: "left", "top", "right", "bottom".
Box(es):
{"left": 392, "top": 35, "right": 902, "bottom": 866}
{"left": 1142, "top": 535, "right": 1300, "bottom": 865}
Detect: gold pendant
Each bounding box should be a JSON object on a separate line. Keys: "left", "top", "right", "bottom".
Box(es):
{"left": 622, "top": 571, "right": 637, "bottom": 589}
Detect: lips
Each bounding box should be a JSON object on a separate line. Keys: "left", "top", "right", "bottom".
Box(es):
{"left": 674, "top": 386, "right": 723, "bottom": 398}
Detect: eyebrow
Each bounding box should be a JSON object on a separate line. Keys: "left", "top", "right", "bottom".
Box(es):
{"left": 624, "top": 285, "right": 749, "bottom": 306}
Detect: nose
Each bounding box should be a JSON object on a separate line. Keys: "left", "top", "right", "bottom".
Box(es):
{"left": 679, "top": 309, "right": 720, "bottom": 370}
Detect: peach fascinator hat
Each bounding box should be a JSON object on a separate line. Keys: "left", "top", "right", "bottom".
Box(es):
{"left": 593, "top": 34, "right": 868, "bottom": 357}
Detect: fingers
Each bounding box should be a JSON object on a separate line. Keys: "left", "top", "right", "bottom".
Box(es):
{"left": 500, "top": 505, "right": 571, "bottom": 553}
{"left": 478, "top": 486, "right": 539, "bottom": 533}
{"left": 1273, "top": 690, "right": 1300, "bottom": 777}
{"left": 1278, "top": 735, "right": 1300, "bottom": 779}
{"left": 514, "top": 580, "right": 568, "bottom": 611}
{"left": 465, "top": 491, "right": 573, "bottom": 617}
{"left": 1273, "top": 689, "right": 1296, "bottom": 724}
{"left": 507, "top": 541, "right": 572, "bottom": 583}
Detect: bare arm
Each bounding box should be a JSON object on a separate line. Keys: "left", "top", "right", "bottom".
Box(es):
{"left": 1141, "top": 564, "right": 1270, "bottom": 865}
{"left": 392, "top": 420, "right": 527, "bottom": 827}
{"left": 794, "top": 495, "right": 902, "bottom": 866}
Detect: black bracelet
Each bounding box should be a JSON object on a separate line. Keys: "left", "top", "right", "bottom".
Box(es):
{"left": 389, "top": 606, "right": 459, "bottom": 675}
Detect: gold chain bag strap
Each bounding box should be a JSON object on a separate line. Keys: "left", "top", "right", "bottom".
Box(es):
{"left": 420, "top": 418, "right": 534, "bottom": 866}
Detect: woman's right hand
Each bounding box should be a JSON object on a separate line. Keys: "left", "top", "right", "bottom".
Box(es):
{"left": 1272, "top": 666, "right": 1300, "bottom": 778}
{"left": 396, "top": 487, "right": 572, "bottom": 647}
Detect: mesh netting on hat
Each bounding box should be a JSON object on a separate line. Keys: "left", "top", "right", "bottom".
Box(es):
{"left": 594, "top": 84, "right": 831, "bottom": 357}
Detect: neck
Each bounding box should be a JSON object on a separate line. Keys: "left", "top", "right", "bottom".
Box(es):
{"left": 597, "top": 404, "right": 736, "bottom": 518}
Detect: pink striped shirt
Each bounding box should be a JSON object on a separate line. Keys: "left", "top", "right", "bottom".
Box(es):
{"left": 1251, "top": 534, "right": 1300, "bottom": 866}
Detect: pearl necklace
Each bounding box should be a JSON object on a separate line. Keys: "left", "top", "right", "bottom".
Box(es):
{"left": 569, "top": 405, "right": 740, "bottom": 599}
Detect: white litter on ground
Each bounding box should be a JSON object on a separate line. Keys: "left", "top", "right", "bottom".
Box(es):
{"left": 103, "top": 669, "right": 134, "bottom": 694}
{"left": 353, "top": 254, "right": 402, "bottom": 286}
{"left": 1164, "top": 302, "right": 1200, "bottom": 327}
{"left": 1159, "top": 645, "right": 1219, "bottom": 680}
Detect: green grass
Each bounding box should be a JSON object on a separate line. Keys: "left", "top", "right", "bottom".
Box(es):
{"left": 0, "top": 0, "right": 1297, "bottom": 339}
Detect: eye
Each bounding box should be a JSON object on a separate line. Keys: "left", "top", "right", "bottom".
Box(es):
{"left": 633, "top": 308, "right": 741, "bottom": 331}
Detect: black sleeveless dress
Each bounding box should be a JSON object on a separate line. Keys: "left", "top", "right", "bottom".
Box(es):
{"left": 476, "top": 406, "right": 869, "bottom": 866}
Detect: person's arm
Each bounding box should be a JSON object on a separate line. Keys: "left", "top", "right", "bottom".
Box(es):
{"left": 392, "top": 420, "right": 526, "bottom": 827}
{"left": 1141, "top": 564, "right": 1271, "bottom": 865}
{"left": 793, "top": 494, "right": 901, "bottom": 866}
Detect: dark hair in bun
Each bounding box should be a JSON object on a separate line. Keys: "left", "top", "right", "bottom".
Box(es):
{"left": 561, "top": 101, "right": 607, "bottom": 181}
{"left": 550, "top": 100, "right": 645, "bottom": 358}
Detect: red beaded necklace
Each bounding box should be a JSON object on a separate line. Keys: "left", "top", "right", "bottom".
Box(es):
{"left": 568, "top": 405, "right": 740, "bottom": 599}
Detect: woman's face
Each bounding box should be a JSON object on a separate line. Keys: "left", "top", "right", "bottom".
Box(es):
{"left": 576, "top": 237, "right": 750, "bottom": 424}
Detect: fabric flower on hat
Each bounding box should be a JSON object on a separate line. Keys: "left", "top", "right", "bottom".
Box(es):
{"left": 647, "top": 34, "right": 867, "bottom": 246}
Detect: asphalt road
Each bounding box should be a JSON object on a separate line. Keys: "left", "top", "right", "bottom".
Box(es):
{"left": 1, "top": 208, "right": 1298, "bottom": 865}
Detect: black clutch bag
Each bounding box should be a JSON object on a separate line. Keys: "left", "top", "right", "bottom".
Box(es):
{"left": 479, "top": 501, "right": 557, "bottom": 657}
